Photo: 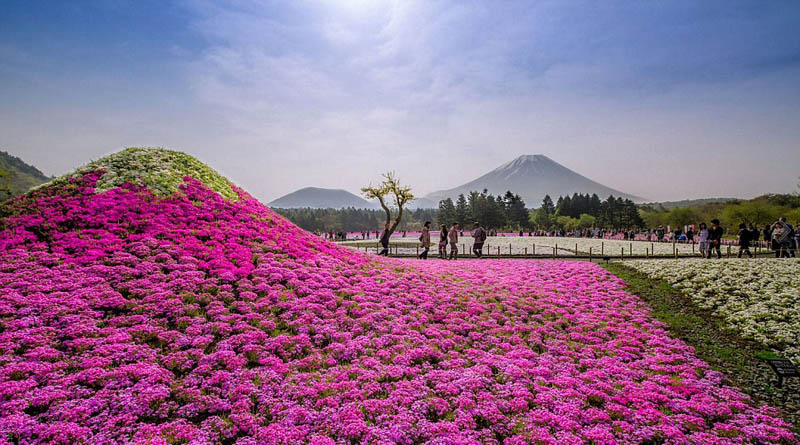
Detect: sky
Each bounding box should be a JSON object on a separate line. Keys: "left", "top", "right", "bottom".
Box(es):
{"left": 1, "top": 0, "right": 799, "bottom": 203}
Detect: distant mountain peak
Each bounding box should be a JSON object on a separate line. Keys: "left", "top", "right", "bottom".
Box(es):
{"left": 268, "top": 187, "right": 376, "bottom": 209}
{"left": 426, "top": 155, "right": 644, "bottom": 206}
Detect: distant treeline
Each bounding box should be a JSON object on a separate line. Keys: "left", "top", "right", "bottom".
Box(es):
{"left": 273, "top": 190, "right": 800, "bottom": 233}
{"left": 640, "top": 194, "right": 800, "bottom": 230}
{"left": 271, "top": 207, "right": 436, "bottom": 233}
{"left": 274, "top": 190, "right": 644, "bottom": 232}
{"left": 530, "top": 193, "right": 644, "bottom": 230}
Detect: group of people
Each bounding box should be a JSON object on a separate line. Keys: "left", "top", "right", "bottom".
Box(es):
{"left": 375, "top": 216, "right": 799, "bottom": 260}
{"left": 695, "top": 219, "right": 726, "bottom": 259}
{"left": 695, "top": 217, "right": 797, "bottom": 259}
{"left": 417, "top": 221, "right": 488, "bottom": 259}
{"left": 378, "top": 221, "right": 489, "bottom": 259}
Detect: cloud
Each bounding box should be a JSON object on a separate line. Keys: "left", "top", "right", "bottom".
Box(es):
{"left": 3, "top": 0, "right": 798, "bottom": 202}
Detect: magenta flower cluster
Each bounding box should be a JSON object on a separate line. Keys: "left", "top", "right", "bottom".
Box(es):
{"left": 0, "top": 173, "right": 794, "bottom": 444}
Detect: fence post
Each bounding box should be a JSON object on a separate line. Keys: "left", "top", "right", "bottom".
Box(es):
{"left": 509, "top": 243, "right": 512, "bottom": 256}
{"left": 533, "top": 244, "right": 535, "bottom": 255}
{"left": 416, "top": 246, "right": 419, "bottom": 256}
{"left": 601, "top": 242, "right": 604, "bottom": 256}
{"left": 646, "top": 247, "right": 649, "bottom": 258}
{"left": 629, "top": 242, "right": 633, "bottom": 256}
{"left": 621, "top": 246, "right": 624, "bottom": 260}
{"left": 576, "top": 243, "right": 579, "bottom": 255}
{"left": 524, "top": 247, "right": 527, "bottom": 256}
{"left": 589, "top": 247, "right": 592, "bottom": 262}
{"left": 497, "top": 246, "right": 500, "bottom": 256}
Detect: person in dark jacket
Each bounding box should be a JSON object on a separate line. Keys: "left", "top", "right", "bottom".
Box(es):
{"left": 378, "top": 223, "right": 390, "bottom": 256}
{"left": 708, "top": 219, "right": 723, "bottom": 259}
{"left": 438, "top": 224, "right": 448, "bottom": 259}
{"left": 750, "top": 224, "right": 759, "bottom": 246}
{"left": 737, "top": 223, "right": 752, "bottom": 258}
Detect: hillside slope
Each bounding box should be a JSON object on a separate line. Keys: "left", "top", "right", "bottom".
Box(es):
{"left": 0, "top": 150, "right": 51, "bottom": 200}
{"left": 0, "top": 148, "right": 792, "bottom": 443}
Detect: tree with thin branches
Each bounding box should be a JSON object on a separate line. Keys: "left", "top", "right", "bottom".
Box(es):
{"left": 361, "top": 171, "right": 414, "bottom": 237}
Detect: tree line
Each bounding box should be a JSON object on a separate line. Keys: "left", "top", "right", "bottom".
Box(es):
{"left": 435, "top": 190, "right": 529, "bottom": 230}
{"left": 640, "top": 193, "right": 800, "bottom": 231}
{"left": 273, "top": 191, "right": 800, "bottom": 234}
{"left": 530, "top": 193, "right": 644, "bottom": 230}
{"left": 271, "top": 207, "right": 436, "bottom": 233}
{"left": 274, "top": 191, "right": 646, "bottom": 233}
{"left": 434, "top": 191, "right": 643, "bottom": 231}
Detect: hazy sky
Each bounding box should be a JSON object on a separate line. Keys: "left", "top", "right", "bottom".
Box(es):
{"left": 2, "top": 0, "right": 799, "bottom": 202}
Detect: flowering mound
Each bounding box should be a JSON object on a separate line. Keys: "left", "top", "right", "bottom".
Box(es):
{"left": 35, "top": 147, "right": 240, "bottom": 201}
{"left": 0, "top": 159, "right": 795, "bottom": 443}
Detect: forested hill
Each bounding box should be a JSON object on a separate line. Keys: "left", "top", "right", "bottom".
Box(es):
{"left": 0, "top": 150, "right": 51, "bottom": 200}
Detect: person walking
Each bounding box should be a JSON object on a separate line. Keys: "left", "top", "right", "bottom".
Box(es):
{"left": 448, "top": 222, "right": 459, "bottom": 260}
{"left": 771, "top": 218, "right": 793, "bottom": 258}
{"left": 418, "top": 221, "right": 431, "bottom": 259}
{"left": 749, "top": 224, "right": 759, "bottom": 251}
{"left": 438, "top": 224, "right": 448, "bottom": 259}
{"left": 472, "top": 222, "right": 486, "bottom": 258}
{"left": 378, "top": 223, "right": 390, "bottom": 256}
{"left": 795, "top": 220, "right": 800, "bottom": 258}
{"left": 785, "top": 218, "right": 797, "bottom": 258}
{"left": 763, "top": 224, "right": 772, "bottom": 248}
{"left": 737, "top": 223, "right": 753, "bottom": 258}
{"left": 697, "top": 222, "right": 710, "bottom": 258}
{"left": 708, "top": 219, "right": 723, "bottom": 259}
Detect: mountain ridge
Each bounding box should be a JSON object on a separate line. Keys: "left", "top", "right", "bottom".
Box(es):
{"left": 425, "top": 154, "right": 644, "bottom": 207}
{"left": 268, "top": 187, "right": 377, "bottom": 209}
{"left": 0, "top": 150, "right": 52, "bottom": 200}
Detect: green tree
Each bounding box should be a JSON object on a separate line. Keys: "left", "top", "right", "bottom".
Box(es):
{"left": 577, "top": 213, "right": 596, "bottom": 229}
{"left": 436, "top": 198, "right": 457, "bottom": 226}
{"left": 503, "top": 191, "right": 529, "bottom": 229}
{"left": 722, "top": 201, "right": 781, "bottom": 228}
{"left": 540, "top": 195, "right": 555, "bottom": 215}
{"left": 531, "top": 208, "right": 553, "bottom": 229}
{"left": 455, "top": 194, "right": 469, "bottom": 226}
{"left": 665, "top": 207, "right": 699, "bottom": 227}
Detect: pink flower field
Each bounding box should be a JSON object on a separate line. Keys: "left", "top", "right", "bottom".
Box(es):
{"left": 0, "top": 171, "right": 795, "bottom": 444}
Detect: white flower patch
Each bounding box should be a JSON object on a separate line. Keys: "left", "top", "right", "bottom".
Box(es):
{"left": 625, "top": 258, "right": 800, "bottom": 364}
{"left": 35, "top": 147, "right": 240, "bottom": 201}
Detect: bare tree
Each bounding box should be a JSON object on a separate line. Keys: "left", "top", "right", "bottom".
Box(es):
{"left": 361, "top": 171, "right": 414, "bottom": 236}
